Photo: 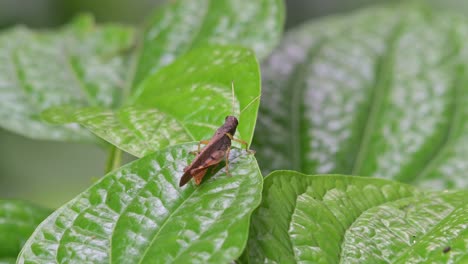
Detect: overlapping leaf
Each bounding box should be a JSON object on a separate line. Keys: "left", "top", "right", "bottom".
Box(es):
{"left": 43, "top": 46, "right": 260, "bottom": 157}
{"left": 0, "top": 200, "right": 51, "bottom": 261}
{"left": 132, "top": 0, "right": 285, "bottom": 86}
{"left": 254, "top": 6, "right": 468, "bottom": 189}
{"left": 243, "top": 171, "right": 468, "bottom": 263}
{"left": 17, "top": 144, "right": 262, "bottom": 263}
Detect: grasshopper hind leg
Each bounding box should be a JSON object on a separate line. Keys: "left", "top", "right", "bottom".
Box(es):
{"left": 225, "top": 146, "right": 231, "bottom": 176}
{"left": 189, "top": 139, "right": 211, "bottom": 155}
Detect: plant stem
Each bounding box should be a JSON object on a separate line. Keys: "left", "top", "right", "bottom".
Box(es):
{"left": 106, "top": 146, "right": 122, "bottom": 173}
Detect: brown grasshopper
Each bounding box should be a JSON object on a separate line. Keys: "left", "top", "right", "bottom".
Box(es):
{"left": 179, "top": 84, "right": 257, "bottom": 187}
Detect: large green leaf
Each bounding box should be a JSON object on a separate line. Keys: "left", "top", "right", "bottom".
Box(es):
{"left": 0, "top": 200, "right": 51, "bottom": 260}
{"left": 243, "top": 171, "right": 468, "bottom": 263}
{"left": 43, "top": 45, "right": 260, "bottom": 157}
{"left": 254, "top": 6, "right": 468, "bottom": 189}
{"left": 17, "top": 144, "right": 262, "bottom": 263}
{"left": 0, "top": 15, "right": 135, "bottom": 141}
{"left": 132, "top": 0, "right": 285, "bottom": 87}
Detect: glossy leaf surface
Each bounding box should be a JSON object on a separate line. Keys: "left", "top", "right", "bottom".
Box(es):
{"left": 254, "top": 6, "right": 468, "bottom": 189}
{"left": 2, "top": 0, "right": 284, "bottom": 146}
{"left": 0, "top": 200, "right": 50, "bottom": 260}
{"left": 133, "top": 0, "right": 284, "bottom": 86}
{"left": 18, "top": 144, "right": 262, "bottom": 263}
{"left": 244, "top": 171, "right": 468, "bottom": 263}
{"left": 0, "top": 15, "right": 135, "bottom": 141}
{"left": 43, "top": 46, "right": 260, "bottom": 157}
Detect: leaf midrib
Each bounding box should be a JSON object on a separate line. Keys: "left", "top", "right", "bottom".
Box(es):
{"left": 286, "top": 39, "right": 327, "bottom": 172}
{"left": 350, "top": 21, "right": 404, "bottom": 175}
{"left": 136, "top": 188, "right": 199, "bottom": 264}
{"left": 172, "top": 185, "right": 243, "bottom": 262}
{"left": 63, "top": 45, "right": 99, "bottom": 106}
{"left": 137, "top": 151, "right": 251, "bottom": 263}
{"left": 108, "top": 164, "right": 183, "bottom": 264}
{"left": 11, "top": 51, "right": 41, "bottom": 112}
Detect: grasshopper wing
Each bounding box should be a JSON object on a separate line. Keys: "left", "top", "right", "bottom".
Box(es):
{"left": 179, "top": 150, "right": 226, "bottom": 187}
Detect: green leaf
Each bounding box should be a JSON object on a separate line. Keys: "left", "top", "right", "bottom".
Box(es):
{"left": 0, "top": 15, "right": 135, "bottom": 141}
{"left": 254, "top": 6, "right": 468, "bottom": 189}
{"left": 18, "top": 144, "right": 262, "bottom": 263}
{"left": 43, "top": 46, "right": 261, "bottom": 157}
{"left": 131, "top": 45, "right": 261, "bottom": 148}
{"left": 0, "top": 200, "right": 51, "bottom": 260}
{"left": 243, "top": 171, "right": 468, "bottom": 263}
{"left": 132, "top": 0, "right": 285, "bottom": 87}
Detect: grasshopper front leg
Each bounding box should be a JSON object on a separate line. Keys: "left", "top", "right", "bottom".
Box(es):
{"left": 225, "top": 133, "right": 255, "bottom": 154}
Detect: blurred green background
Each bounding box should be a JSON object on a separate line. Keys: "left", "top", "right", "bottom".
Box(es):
{"left": 1, "top": 0, "right": 466, "bottom": 208}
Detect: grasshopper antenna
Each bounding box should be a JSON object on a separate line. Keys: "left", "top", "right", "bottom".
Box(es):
{"left": 239, "top": 94, "right": 261, "bottom": 115}
{"left": 231, "top": 81, "right": 262, "bottom": 116}
{"left": 231, "top": 81, "right": 237, "bottom": 117}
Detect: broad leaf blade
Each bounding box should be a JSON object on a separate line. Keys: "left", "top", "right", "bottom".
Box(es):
{"left": 254, "top": 6, "right": 468, "bottom": 188}
{"left": 17, "top": 144, "right": 262, "bottom": 263}
{"left": 0, "top": 15, "right": 135, "bottom": 141}
{"left": 43, "top": 46, "right": 261, "bottom": 157}
{"left": 244, "top": 171, "right": 468, "bottom": 263}
{"left": 132, "top": 0, "right": 285, "bottom": 86}
{"left": 0, "top": 200, "right": 51, "bottom": 260}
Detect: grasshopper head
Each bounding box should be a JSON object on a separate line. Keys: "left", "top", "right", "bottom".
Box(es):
{"left": 224, "top": 116, "right": 238, "bottom": 136}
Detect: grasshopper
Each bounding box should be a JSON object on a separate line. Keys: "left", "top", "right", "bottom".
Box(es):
{"left": 179, "top": 83, "right": 257, "bottom": 187}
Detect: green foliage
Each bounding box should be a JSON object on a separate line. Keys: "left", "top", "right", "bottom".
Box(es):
{"left": 0, "top": 0, "right": 283, "bottom": 151}
{"left": 254, "top": 6, "right": 468, "bottom": 189}
{"left": 2, "top": 1, "right": 468, "bottom": 264}
{"left": 17, "top": 145, "right": 262, "bottom": 263}
{"left": 243, "top": 171, "right": 468, "bottom": 263}
{"left": 0, "top": 201, "right": 50, "bottom": 260}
